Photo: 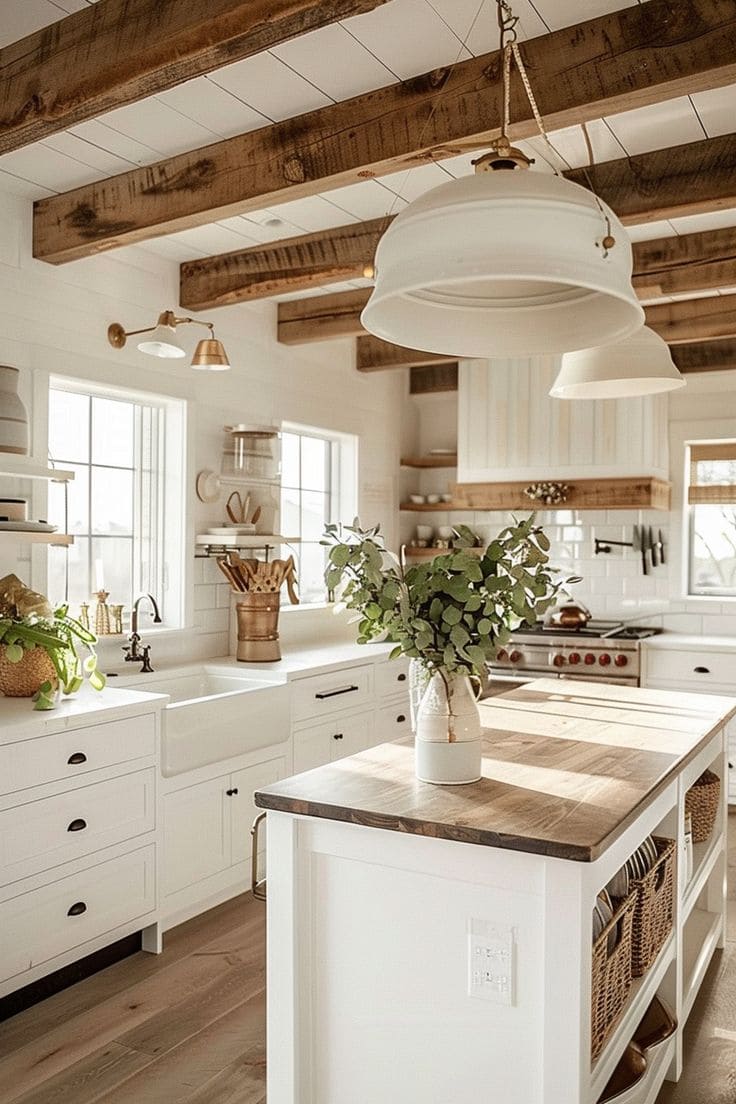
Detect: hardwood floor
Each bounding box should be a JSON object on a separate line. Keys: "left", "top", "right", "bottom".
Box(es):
{"left": 0, "top": 817, "right": 733, "bottom": 1104}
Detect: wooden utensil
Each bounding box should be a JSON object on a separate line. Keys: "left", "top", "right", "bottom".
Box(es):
{"left": 226, "top": 491, "right": 250, "bottom": 524}
{"left": 250, "top": 504, "right": 261, "bottom": 526}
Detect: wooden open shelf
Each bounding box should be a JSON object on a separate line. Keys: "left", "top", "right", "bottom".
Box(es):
{"left": 400, "top": 454, "right": 457, "bottom": 469}
{"left": 453, "top": 476, "right": 671, "bottom": 512}
{"left": 400, "top": 502, "right": 467, "bottom": 512}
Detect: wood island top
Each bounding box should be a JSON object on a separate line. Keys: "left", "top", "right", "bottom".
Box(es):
{"left": 255, "top": 679, "right": 736, "bottom": 862}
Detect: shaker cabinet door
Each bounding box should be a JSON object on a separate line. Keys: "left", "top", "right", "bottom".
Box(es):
{"left": 164, "top": 777, "right": 230, "bottom": 895}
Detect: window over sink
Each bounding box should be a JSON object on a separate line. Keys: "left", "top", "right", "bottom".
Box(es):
{"left": 47, "top": 378, "right": 186, "bottom": 627}
{"left": 687, "top": 441, "right": 736, "bottom": 597}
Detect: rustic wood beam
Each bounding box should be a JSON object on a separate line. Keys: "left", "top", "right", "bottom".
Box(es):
{"left": 191, "top": 170, "right": 736, "bottom": 314}
{"left": 410, "top": 364, "right": 459, "bottom": 394}
{"left": 356, "top": 336, "right": 457, "bottom": 372}
{"left": 567, "top": 134, "right": 736, "bottom": 225}
{"left": 181, "top": 220, "right": 385, "bottom": 311}
{"left": 33, "top": 0, "right": 736, "bottom": 263}
{"left": 278, "top": 289, "right": 372, "bottom": 345}
{"left": 671, "top": 339, "right": 736, "bottom": 373}
{"left": 633, "top": 227, "right": 736, "bottom": 298}
{"left": 0, "top": 0, "right": 388, "bottom": 155}
{"left": 645, "top": 294, "right": 736, "bottom": 344}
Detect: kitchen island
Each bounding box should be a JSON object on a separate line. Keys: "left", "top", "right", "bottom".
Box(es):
{"left": 255, "top": 678, "right": 736, "bottom": 1104}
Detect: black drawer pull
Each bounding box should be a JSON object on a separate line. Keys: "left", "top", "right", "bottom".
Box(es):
{"left": 67, "top": 818, "right": 87, "bottom": 832}
{"left": 396, "top": 714, "right": 406, "bottom": 723}
{"left": 397, "top": 673, "right": 407, "bottom": 682}
{"left": 67, "top": 901, "right": 87, "bottom": 917}
{"left": 67, "top": 752, "right": 87, "bottom": 765}
{"left": 333, "top": 732, "right": 344, "bottom": 741}
{"left": 694, "top": 666, "right": 710, "bottom": 674}
{"left": 315, "top": 684, "right": 359, "bottom": 700}
{"left": 226, "top": 787, "right": 239, "bottom": 796}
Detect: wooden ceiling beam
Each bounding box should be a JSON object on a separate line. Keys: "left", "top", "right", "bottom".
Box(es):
{"left": 0, "top": 0, "right": 389, "bottom": 155}
{"left": 278, "top": 289, "right": 372, "bottom": 345}
{"left": 671, "top": 339, "right": 736, "bottom": 373}
{"left": 356, "top": 336, "right": 457, "bottom": 372}
{"left": 191, "top": 168, "right": 736, "bottom": 314}
{"left": 645, "top": 294, "right": 736, "bottom": 344}
{"left": 33, "top": 0, "right": 736, "bottom": 263}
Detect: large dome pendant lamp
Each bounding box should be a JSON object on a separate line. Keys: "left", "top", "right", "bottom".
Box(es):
{"left": 550, "top": 325, "right": 686, "bottom": 400}
{"left": 360, "top": 2, "right": 644, "bottom": 359}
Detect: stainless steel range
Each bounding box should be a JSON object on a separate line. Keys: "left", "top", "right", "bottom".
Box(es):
{"left": 485, "top": 620, "right": 661, "bottom": 695}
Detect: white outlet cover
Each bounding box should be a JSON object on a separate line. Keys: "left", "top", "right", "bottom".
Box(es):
{"left": 467, "top": 918, "right": 515, "bottom": 1005}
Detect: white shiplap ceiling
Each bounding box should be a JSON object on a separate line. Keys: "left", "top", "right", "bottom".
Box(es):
{"left": 0, "top": 0, "right": 735, "bottom": 304}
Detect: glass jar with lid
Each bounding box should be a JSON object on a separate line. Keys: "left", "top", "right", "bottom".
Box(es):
{"left": 221, "top": 425, "right": 280, "bottom": 481}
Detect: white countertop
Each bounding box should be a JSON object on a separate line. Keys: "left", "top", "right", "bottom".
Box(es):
{"left": 0, "top": 682, "right": 168, "bottom": 744}
{"left": 643, "top": 633, "right": 736, "bottom": 652}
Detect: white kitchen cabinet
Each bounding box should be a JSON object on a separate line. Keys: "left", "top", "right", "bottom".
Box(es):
{"left": 293, "top": 712, "right": 373, "bottom": 774}
{"left": 231, "top": 758, "right": 284, "bottom": 866}
{"left": 376, "top": 702, "right": 411, "bottom": 744}
{"left": 290, "top": 663, "right": 374, "bottom": 723}
{"left": 164, "top": 776, "right": 230, "bottom": 896}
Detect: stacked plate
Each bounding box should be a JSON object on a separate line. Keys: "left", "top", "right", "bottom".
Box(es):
{"left": 594, "top": 835, "right": 659, "bottom": 947}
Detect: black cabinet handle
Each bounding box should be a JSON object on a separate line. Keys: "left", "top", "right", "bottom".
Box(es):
{"left": 67, "top": 752, "right": 87, "bottom": 765}
{"left": 333, "top": 732, "right": 344, "bottom": 741}
{"left": 226, "top": 787, "right": 239, "bottom": 796}
{"left": 67, "top": 901, "right": 87, "bottom": 917}
{"left": 397, "top": 673, "right": 407, "bottom": 682}
{"left": 67, "top": 818, "right": 87, "bottom": 832}
{"left": 396, "top": 714, "right": 406, "bottom": 723}
{"left": 315, "top": 685, "right": 359, "bottom": 700}
{"left": 694, "top": 666, "right": 710, "bottom": 674}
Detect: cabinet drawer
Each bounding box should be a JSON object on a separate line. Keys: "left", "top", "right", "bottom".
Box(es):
{"left": 644, "top": 649, "right": 736, "bottom": 690}
{"left": 291, "top": 664, "right": 374, "bottom": 723}
{"left": 0, "top": 844, "right": 155, "bottom": 985}
{"left": 376, "top": 703, "right": 411, "bottom": 744}
{"left": 0, "top": 769, "right": 155, "bottom": 886}
{"left": 0, "top": 714, "right": 156, "bottom": 797}
{"left": 293, "top": 712, "right": 373, "bottom": 774}
{"left": 375, "top": 658, "right": 411, "bottom": 701}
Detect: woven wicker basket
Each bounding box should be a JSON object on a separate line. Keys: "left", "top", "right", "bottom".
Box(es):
{"left": 591, "top": 890, "right": 636, "bottom": 1061}
{"left": 685, "top": 771, "right": 721, "bottom": 844}
{"left": 0, "top": 644, "right": 57, "bottom": 697}
{"left": 629, "top": 836, "right": 676, "bottom": 978}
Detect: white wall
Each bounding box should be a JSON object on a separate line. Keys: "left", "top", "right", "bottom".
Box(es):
{"left": 0, "top": 187, "right": 404, "bottom": 665}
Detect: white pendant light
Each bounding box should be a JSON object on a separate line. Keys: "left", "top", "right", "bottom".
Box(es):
{"left": 361, "top": 161, "right": 644, "bottom": 358}
{"left": 549, "top": 325, "right": 686, "bottom": 399}
{"left": 137, "top": 311, "right": 186, "bottom": 359}
{"left": 361, "top": 0, "right": 644, "bottom": 359}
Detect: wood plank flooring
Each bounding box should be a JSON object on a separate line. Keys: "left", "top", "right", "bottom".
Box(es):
{"left": 0, "top": 817, "right": 734, "bottom": 1103}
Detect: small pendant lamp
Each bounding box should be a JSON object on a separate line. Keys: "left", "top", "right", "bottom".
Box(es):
{"left": 136, "top": 311, "right": 186, "bottom": 358}
{"left": 549, "top": 325, "right": 686, "bottom": 399}
{"left": 360, "top": 3, "right": 644, "bottom": 358}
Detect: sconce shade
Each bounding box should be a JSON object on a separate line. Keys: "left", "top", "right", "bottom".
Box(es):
{"left": 549, "top": 325, "right": 686, "bottom": 399}
{"left": 137, "top": 313, "right": 186, "bottom": 359}
{"left": 361, "top": 170, "right": 644, "bottom": 358}
{"left": 191, "top": 338, "right": 230, "bottom": 371}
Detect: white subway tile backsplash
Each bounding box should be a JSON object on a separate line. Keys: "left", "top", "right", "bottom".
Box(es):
{"left": 660, "top": 613, "right": 704, "bottom": 633}
{"left": 702, "top": 614, "right": 736, "bottom": 636}
{"left": 194, "top": 584, "right": 217, "bottom": 610}
{"left": 195, "top": 607, "right": 230, "bottom": 633}
{"left": 217, "top": 584, "right": 233, "bottom": 608}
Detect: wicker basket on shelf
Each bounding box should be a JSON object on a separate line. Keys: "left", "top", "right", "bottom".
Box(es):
{"left": 629, "top": 836, "right": 676, "bottom": 978}
{"left": 591, "top": 890, "right": 636, "bottom": 1061}
{"left": 685, "top": 771, "right": 721, "bottom": 844}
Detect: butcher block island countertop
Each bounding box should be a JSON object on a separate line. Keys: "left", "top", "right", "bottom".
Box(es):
{"left": 255, "top": 677, "right": 736, "bottom": 862}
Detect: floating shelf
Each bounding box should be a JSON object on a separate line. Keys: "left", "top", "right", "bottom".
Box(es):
{"left": 404, "top": 546, "right": 483, "bottom": 560}
{"left": 195, "top": 534, "right": 299, "bottom": 559}
{"left": 0, "top": 532, "right": 74, "bottom": 546}
{"left": 453, "top": 476, "right": 671, "bottom": 512}
{"left": 400, "top": 455, "right": 457, "bottom": 469}
{"left": 400, "top": 502, "right": 468, "bottom": 513}
{"left": 0, "top": 457, "right": 74, "bottom": 482}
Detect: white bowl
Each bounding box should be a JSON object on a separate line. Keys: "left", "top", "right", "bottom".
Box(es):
{"left": 426, "top": 494, "right": 441, "bottom": 504}
{"left": 409, "top": 494, "right": 426, "bottom": 505}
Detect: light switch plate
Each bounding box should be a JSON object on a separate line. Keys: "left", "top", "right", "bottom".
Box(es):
{"left": 467, "top": 919, "right": 515, "bottom": 1004}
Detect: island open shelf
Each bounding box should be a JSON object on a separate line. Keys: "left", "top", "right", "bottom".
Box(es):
{"left": 255, "top": 679, "right": 735, "bottom": 1104}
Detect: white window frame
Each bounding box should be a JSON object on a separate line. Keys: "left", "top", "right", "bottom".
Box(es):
{"left": 280, "top": 422, "right": 358, "bottom": 606}
{"left": 46, "top": 375, "right": 188, "bottom": 629}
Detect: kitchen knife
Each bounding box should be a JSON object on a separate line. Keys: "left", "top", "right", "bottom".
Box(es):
{"left": 658, "top": 529, "right": 666, "bottom": 565}
{"left": 633, "top": 525, "right": 648, "bottom": 576}
{"left": 648, "top": 525, "right": 658, "bottom": 568}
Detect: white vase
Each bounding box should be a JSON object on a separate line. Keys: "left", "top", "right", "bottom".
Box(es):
{"left": 0, "top": 366, "right": 29, "bottom": 456}
{"left": 415, "top": 670, "right": 482, "bottom": 785}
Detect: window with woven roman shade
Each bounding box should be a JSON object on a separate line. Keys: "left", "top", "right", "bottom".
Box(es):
{"left": 688, "top": 441, "right": 736, "bottom": 595}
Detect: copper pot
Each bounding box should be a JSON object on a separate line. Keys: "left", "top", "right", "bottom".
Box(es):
{"left": 544, "top": 601, "right": 592, "bottom": 629}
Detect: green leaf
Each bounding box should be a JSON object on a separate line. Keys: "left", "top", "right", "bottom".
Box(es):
{"left": 89, "top": 669, "right": 106, "bottom": 692}
{"left": 329, "top": 544, "right": 351, "bottom": 567}
{"left": 450, "top": 624, "right": 470, "bottom": 648}
{"left": 4, "top": 643, "right": 23, "bottom": 663}
{"left": 442, "top": 605, "right": 462, "bottom": 625}
{"left": 477, "top": 618, "right": 493, "bottom": 635}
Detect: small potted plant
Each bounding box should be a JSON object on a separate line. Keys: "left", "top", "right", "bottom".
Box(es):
{"left": 323, "top": 517, "right": 577, "bottom": 785}
{"left": 0, "top": 574, "right": 105, "bottom": 710}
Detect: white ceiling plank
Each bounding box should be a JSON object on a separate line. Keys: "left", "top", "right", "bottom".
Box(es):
{"left": 68, "top": 120, "right": 162, "bottom": 167}
{"left": 669, "top": 208, "right": 736, "bottom": 235}
{"left": 426, "top": 0, "right": 549, "bottom": 55}
{"left": 156, "top": 77, "right": 270, "bottom": 140}
{"left": 690, "top": 83, "right": 736, "bottom": 138}
{"left": 161, "top": 223, "right": 268, "bottom": 257}
{"left": 342, "top": 0, "right": 471, "bottom": 81}
{"left": 272, "top": 23, "right": 397, "bottom": 98}
{"left": 137, "top": 237, "right": 211, "bottom": 264}
{"left": 231, "top": 211, "right": 315, "bottom": 242}
{"left": 208, "top": 53, "right": 333, "bottom": 122}
{"left": 98, "top": 99, "right": 220, "bottom": 159}
{"left": 0, "top": 0, "right": 63, "bottom": 47}
{"left": 531, "top": 0, "right": 637, "bottom": 33}
{"left": 319, "top": 180, "right": 405, "bottom": 220}
{"left": 604, "top": 95, "right": 706, "bottom": 157}
{"left": 380, "top": 161, "right": 455, "bottom": 201}
{"left": 0, "top": 169, "right": 54, "bottom": 200}
{"left": 625, "top": 221, "right": 678, "bottom": 242}
{"left": 41, "top": 132, "right": 137, "bottom": 175}
{"left": 0, "top": 144, "right": 105, "bottom": 191}
{"left": 265, "top": 195, "right": 361, "bottom": 232}
{"left": 48, "top": 0, "right": 90, "bottom": 11}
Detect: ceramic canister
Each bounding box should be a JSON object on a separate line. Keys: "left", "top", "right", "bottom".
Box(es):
{"left": 0, "top": 366, "right": 29, "bottom": 455}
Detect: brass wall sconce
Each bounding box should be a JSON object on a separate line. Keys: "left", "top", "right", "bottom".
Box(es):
{"left": 107, "top": 310, "right": 230, "bottom": 371}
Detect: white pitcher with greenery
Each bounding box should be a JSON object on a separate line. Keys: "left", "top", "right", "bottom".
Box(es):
{"left": 323, "top": 517, "right": 575, "bottom": 785}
